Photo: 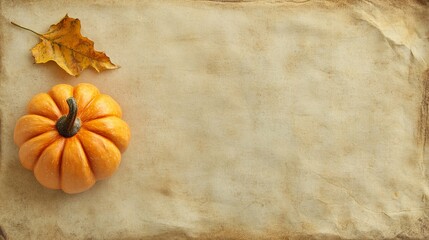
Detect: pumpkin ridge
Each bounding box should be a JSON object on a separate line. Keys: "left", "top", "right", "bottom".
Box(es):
{"left": 28, "top": 131, "right": 60, "bottom": 170}
{"left": 79, "top": 94, "right": 122, "bottom": 122}
{"left": 82, "top": 114, "right": 120, "bottom": 123}
{"left": 75, "top": 136, "right": 97, "bottom": 180}
{"left": 73, "top": 89, "right": 99, "bottom": 117}
{"left": 82, "top": 115, "right": 121, "bottom": 125}
{"left": 24, "top": 130, "right": 59, "bottom": 147}
{"left": 17, "top": 128, "right": 56, "bottom": 148}
{"left": 14, "top": 115, "right": 56, "bottom": 146}
{"left": 81, "top": 116, "right": 130, "bottom": 153}
{"left": 60, "top": 137, "right": 96, "bottom": 193}
{"left": 80, "top": 126, "right": 121, "bottom": 152}
{"left": 34, "top": 138, "right": 66, "bottom": 189}
{"left": 28, "top": 93, "right": 62, "bottom": 121}
{"left": 82, "top": 114, "right": 122, "bottom": 124}
{"left": 48, "top": 91, "right": 67, "bottom": 116}
{"left": 49, "top": 84, "right": 76, "bottom": 115}
{"left": 57, "top": 138, "right": 66, "bottom": 190}
{"left": 26, "top": 114, "right": 56, "bottom": 123}
{"left": 33, "top": 109, "right": 60, "bottom": 122}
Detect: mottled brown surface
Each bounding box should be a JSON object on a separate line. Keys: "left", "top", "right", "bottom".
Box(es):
{"left": 1, "top": 0, "right": 429, "bottom": 239}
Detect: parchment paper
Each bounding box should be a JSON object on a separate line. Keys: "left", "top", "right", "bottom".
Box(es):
{"left": 1, "top": 0, "right": 429, "bottom": 239}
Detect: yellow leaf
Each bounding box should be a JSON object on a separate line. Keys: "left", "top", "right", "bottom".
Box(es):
{"left": 13, "top": 15, "right": 118, "bottom": 76}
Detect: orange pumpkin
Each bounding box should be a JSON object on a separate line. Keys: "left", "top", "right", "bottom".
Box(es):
{"left": 14, "top": 83, "right": 130, "bottom": 194}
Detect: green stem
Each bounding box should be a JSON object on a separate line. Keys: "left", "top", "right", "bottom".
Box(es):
{"left": 56, "top": 97, "right": 81, "bottom": 138}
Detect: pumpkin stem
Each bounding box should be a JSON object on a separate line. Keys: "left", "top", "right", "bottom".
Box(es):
{"left": 56, "top": 97, "right": 81, "bottom": 138}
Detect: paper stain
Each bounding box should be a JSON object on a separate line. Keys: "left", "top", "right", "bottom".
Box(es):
{"left": 139, "top": 231, "right": 347, "bottom": 240}
{"left": 420, "top": 70, "right": 429, "bottom": 178}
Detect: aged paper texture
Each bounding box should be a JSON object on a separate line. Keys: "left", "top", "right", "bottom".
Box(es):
{"left": 1, "top": 0, "right": 429, "bottom": 239}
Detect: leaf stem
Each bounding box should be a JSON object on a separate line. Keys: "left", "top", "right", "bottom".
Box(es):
{"left": 11, "top": 21, "right": 43, "bottom": 37}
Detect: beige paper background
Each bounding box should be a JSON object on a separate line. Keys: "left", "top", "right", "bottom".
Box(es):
{"left": 1, "top": 0, "right": 429, "bottom": 239}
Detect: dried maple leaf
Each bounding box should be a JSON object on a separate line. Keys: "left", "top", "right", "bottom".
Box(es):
{"left": 12, "top": 15, "right": 118, "bottom": 76}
